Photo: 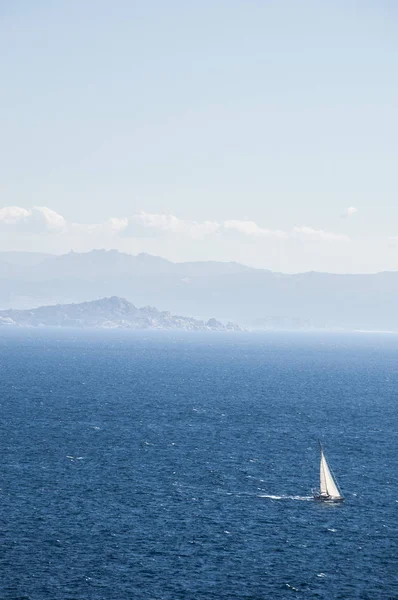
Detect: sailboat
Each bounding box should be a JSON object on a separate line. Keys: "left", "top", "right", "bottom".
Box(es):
{"left": 313, "top": 442, "right": 344, "bottom": 503}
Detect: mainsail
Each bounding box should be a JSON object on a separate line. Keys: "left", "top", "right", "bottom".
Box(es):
{"left": 320, "top": 449, "right": 341, "bottom": 498}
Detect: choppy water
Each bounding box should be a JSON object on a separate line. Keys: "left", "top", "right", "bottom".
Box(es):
{"left": 0, "top": 330, "right": 397, "bottom": 599}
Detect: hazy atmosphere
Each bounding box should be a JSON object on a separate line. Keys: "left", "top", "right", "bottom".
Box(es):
{"left": 2, "top": 4, "right": 398, "bottom": 599}
{"left": 1, "top": 1, "right": 398, "bottom": 273}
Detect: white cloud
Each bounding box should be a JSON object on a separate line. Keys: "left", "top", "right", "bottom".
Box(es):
{"left": 0, "top": 206, "right": 221, "bottom": 239}
{"left": 107, "top": 217, "right": 129, "bottom": 234}
{"left": 0, "top": 206, "right": 31, "bottom": 225}
{"left": 223, "top": 219, "right": 288, "bottom": 239}
{"left": 70, "top": 217, "right": 129, "bottom": 236}
{"left": 0, "top": 206, "right": 66, "bottom": 233}
{"left": 124, "top": 214, "right": 287, "bottom": 240}
{"left": 341, "top": 206, "right": 358, "bottom": 218}
{"left": 0, "top": 205, "right": 352, "bottom": 245}
{"left": 32, "top": 206, "right": 67, "bottom": 232}
{"left": 293, "top": 226, "right": 350, "bottom": 242}
{"left": 128, "top": 212, "right": 220, "bottom": 239}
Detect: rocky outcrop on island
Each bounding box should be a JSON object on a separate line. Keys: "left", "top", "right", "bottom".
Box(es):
{"left": 0, "top": 296, "right": 243, "bottom": 332}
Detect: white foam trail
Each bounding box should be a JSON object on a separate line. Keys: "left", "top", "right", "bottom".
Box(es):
{"left": 258, "top": 494, "right": 312, "bottom": 501}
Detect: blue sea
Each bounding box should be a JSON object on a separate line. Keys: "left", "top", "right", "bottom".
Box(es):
{"left": 0, "top": 330, "right": 397, "bottom": 599}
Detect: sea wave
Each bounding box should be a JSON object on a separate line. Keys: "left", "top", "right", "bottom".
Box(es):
{"left": 258, "top": 494, "right": 313, "bottom": 501}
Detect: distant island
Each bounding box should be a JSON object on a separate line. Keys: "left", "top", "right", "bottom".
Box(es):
{"left": 1, "top": 249, "right": 397, "bottom": 331}
{"left": 0, "top": 296, "right": 243, "bottom": 332}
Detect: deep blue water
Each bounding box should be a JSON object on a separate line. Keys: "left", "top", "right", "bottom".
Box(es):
{"left": 0, "top": 330, "right": 398, "bottom": 599}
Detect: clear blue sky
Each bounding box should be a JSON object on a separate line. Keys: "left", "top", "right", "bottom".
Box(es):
{"left": 1, "top": 1, "right": 397, "bottom": 272}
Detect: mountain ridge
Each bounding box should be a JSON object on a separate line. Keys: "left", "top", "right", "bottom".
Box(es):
{"left": 1, "top": 248, "right": 394, "bottom": 276}
{"left": 0, "top": 249, "right": 397, "bottom": 330}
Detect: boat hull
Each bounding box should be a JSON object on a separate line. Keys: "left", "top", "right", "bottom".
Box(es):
{"left": 313, "top": 494, "right": 344, "bottom": 504}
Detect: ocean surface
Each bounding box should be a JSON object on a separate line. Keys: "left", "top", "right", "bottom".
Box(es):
{"left": 0, "top": 330, "right": 397, "bottom": 599}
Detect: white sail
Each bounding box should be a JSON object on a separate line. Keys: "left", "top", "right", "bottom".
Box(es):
{"left": 320, "top": 450, "right": 341, "bottom": 498}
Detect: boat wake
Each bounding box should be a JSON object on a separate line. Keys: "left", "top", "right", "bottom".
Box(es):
{"left": 258, "top": 494, "right": 312, "bottom": 501}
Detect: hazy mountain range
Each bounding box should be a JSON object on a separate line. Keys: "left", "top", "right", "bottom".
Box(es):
{"left": 0, "top": 296, "right": 241, "bottom": 331}
{"left": 0, "top": 249, "right": 396, "bottom": 331}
